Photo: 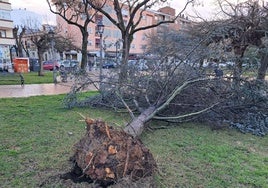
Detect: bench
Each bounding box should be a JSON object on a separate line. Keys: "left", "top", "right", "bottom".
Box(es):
{"left": 0, "top": 72, "right": 24, "bottom": 86}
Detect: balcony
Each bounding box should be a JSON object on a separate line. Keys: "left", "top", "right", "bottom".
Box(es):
{"left": 0, "top": 37, "right": 15, "bottom": 45}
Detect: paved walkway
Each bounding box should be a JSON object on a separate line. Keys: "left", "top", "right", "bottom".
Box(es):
{"left": 0, "top": 70, "right": 101, "bottom": 98}
{"left": 0, "top": 83, "right": 74, "bottom": 98}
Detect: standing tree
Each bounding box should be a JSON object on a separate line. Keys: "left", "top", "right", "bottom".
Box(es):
{"left": 195, "top": 0, "right": 267, "bottom": 81}
{"left": 27, "top": 29, "right": 54, "bottom": 76}
{"left": 257, "top": 1, "right": 268, "bottom": 80}
{"left": 47, "top": 0, "right": 100, "bottom": 70}
{"left": 12, "top": 26, "right": 26, "bottom": 57}
{"left": 54, "top": 33, "right": 81, "bottom": 58}
{"left": 86, "top": 0, "right": 195, "bottom": 82}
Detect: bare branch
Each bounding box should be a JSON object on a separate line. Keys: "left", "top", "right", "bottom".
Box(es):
{"left": 147, "top": 77, "right": 211, "bottom": 121}
{"left": 153, "top": 101, "right": 220, "bottom": 120}
{"left": 116, "top": 90, "right": 135, "bottom": 119}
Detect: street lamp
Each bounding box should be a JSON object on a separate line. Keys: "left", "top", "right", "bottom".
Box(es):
{"left": 48, "top": 29, "right": 57, "bottom": 84}
{"left": 115, "top": 39, "right": 123, "bottom": 66}
{"left": 96, "top": 20, "right": 105, "bottom": 89}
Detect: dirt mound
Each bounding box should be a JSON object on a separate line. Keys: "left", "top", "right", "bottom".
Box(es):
{"left": 70, "top": 118, "right": 157, "bottom": 186}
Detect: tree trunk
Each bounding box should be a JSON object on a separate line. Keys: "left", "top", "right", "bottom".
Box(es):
{"left": 124, "top": 106, "right": 156, "bottom": 137}
{"left": 80, "top": 29, "right": 89, "bottom": 70}
{"left": 38, "top": 49, "right": 44, "bottom": 76}
{"left": 232, "top": 46, "right": 246, "bottom": 88}
{"left": 257, "top": 50, "right": 268, "bottom": 80}
{"left": 18, "top": 43, "right": 24, "bottom": 57}
{"left": 119, "top": 33, "right": 131, "bottom": 83}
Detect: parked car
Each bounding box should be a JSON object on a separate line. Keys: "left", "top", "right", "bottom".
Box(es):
{"left": 128, "top": 59, "right": 148, "bottom": 71}
{"left": 0, "top": 59, "right": 13, "bottom": 72}
{"left": 43, "top": 60, "right": 59, "bottom": 71}
{"left": 102, "top": 61, "right": 117, "bottom": 69}
{"left": 59, "top": 60, "right": 79, "bottom": 70}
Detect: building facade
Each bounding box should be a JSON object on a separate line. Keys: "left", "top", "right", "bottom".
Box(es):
{"left": 0, "top": 0, "right": 15, "bottom": 64}
{"left": 56, "top": 2, "right": 192, "bottom": 61}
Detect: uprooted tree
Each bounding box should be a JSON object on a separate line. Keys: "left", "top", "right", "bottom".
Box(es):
{"left": 64, "top": 27, "right": 231, "bottom": 137}
{"left": 50, "top": 0, "right": 268, "bottom": 186}
{"left": 64, "top": 0, "right": 268, "bottom": 137}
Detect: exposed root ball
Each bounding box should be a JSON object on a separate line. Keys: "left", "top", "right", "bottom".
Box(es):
{"left": 72, "top": 118, "right": 157, "bottom": 185}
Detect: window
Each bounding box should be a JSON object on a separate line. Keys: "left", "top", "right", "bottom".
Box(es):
{"left": 0, "top": 30, "right": 6, "bottom": 38}
{"left": 0, "top": 10, "right": 11, "bottom": 20}
{"left": 113, "top": 30, "right": 120, "bottom": 38}
{"left": 123, "top": 20, "right": 128, "bottom": 26}
{"left": 122, "top": 9, "right": 128, "bottom": 17}
{"left": 103, "top": 29, "right": 111, "bottom": 37}
{"left": 95, "top": 14, "right": 103, "bottom": 22}
{"left": 87, "top": 27, "right": 93, "bottom": 34}
{"left": 141, "top": 45, "right": 147, "bottom": 50}
{"left": 95, "top": 38, "right": 100, "bottom": 48}
{"left": 80, "top": 13, "right": 87, "bottom": 20}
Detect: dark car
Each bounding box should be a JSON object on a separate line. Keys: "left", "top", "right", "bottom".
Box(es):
{"left": 102, "top": 61, "right": 116, "bottom": 69}
{"left": 43, "top": 60, "right": 59, "bottom": 71}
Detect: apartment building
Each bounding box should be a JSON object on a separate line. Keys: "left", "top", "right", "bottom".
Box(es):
{"left": 0, "top": 0, "right": 15, "bottom": 63}
{"left": 56, "top": 2, "right": 192, "bottom": 61}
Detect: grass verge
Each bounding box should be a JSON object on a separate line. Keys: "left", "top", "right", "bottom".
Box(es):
{"left": 0, "top": 71, "right": 54, "bottom": 85}
{"left": 0, "top": 94, "right": 267, "bottom": 187}
{"left": 22, "top": 71, "right": 55, "bottom": 84}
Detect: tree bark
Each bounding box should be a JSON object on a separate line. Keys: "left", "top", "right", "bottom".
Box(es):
{"left": 257, "top": 50, "right": 268, "bottom": 80}
{"left": 124, "top": 106, "right": 156, "bottom": 137}
{"left": 38, "top": 49, "right": 44, "bottom": 76}
{"left": 119, "top": 33, "right": 131, "bottom": 83}
{"left": 80, "top": 29, "right": 89, "bottom": 70}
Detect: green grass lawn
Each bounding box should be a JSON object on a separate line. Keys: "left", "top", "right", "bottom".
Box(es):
{"left": 0, "top": 71, "right": 54, "bottom": 85}
{"left": 0, "top": 94, "right": 267, "bottom": 187}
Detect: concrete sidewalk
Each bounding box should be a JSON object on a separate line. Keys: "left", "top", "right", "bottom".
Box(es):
{"left": 0, "top": 69, "right": 101, "bottom": 98}
{"left": 0, "top": 83, "right": 73, "bottom": 98}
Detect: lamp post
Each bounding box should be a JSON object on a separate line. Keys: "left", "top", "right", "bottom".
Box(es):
{"left": 96, "top": 20, "right": 104, "bottom": 89}
{"left": 48, "top": 29, "right": 57, "bottom": 84}
{"left": 115, "top": 39, "right": 123, "bottom": 66}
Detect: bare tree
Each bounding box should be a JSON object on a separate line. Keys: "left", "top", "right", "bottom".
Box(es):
{"left": 47, "top": 0, "right": 100, "bottom": 70}
{"left": 195, "top": 0, "right": 267, "bottom": 81}
{"left": 26, "top": 29, "right": 53, "bottom": 76}
{"left": 257, "top": 1, "right": 268, "bottom": 80}
{"left": 12, "top": 26, "right": 26, "bottom": 57}
{"left": 257, "top": 39, "right": 268, "bottom": 80}
{"left": 86, "top": 0, "right": 196, "bottom": 82}
{"left": 54, "top": 33, "right": 80, "bottom": 56}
